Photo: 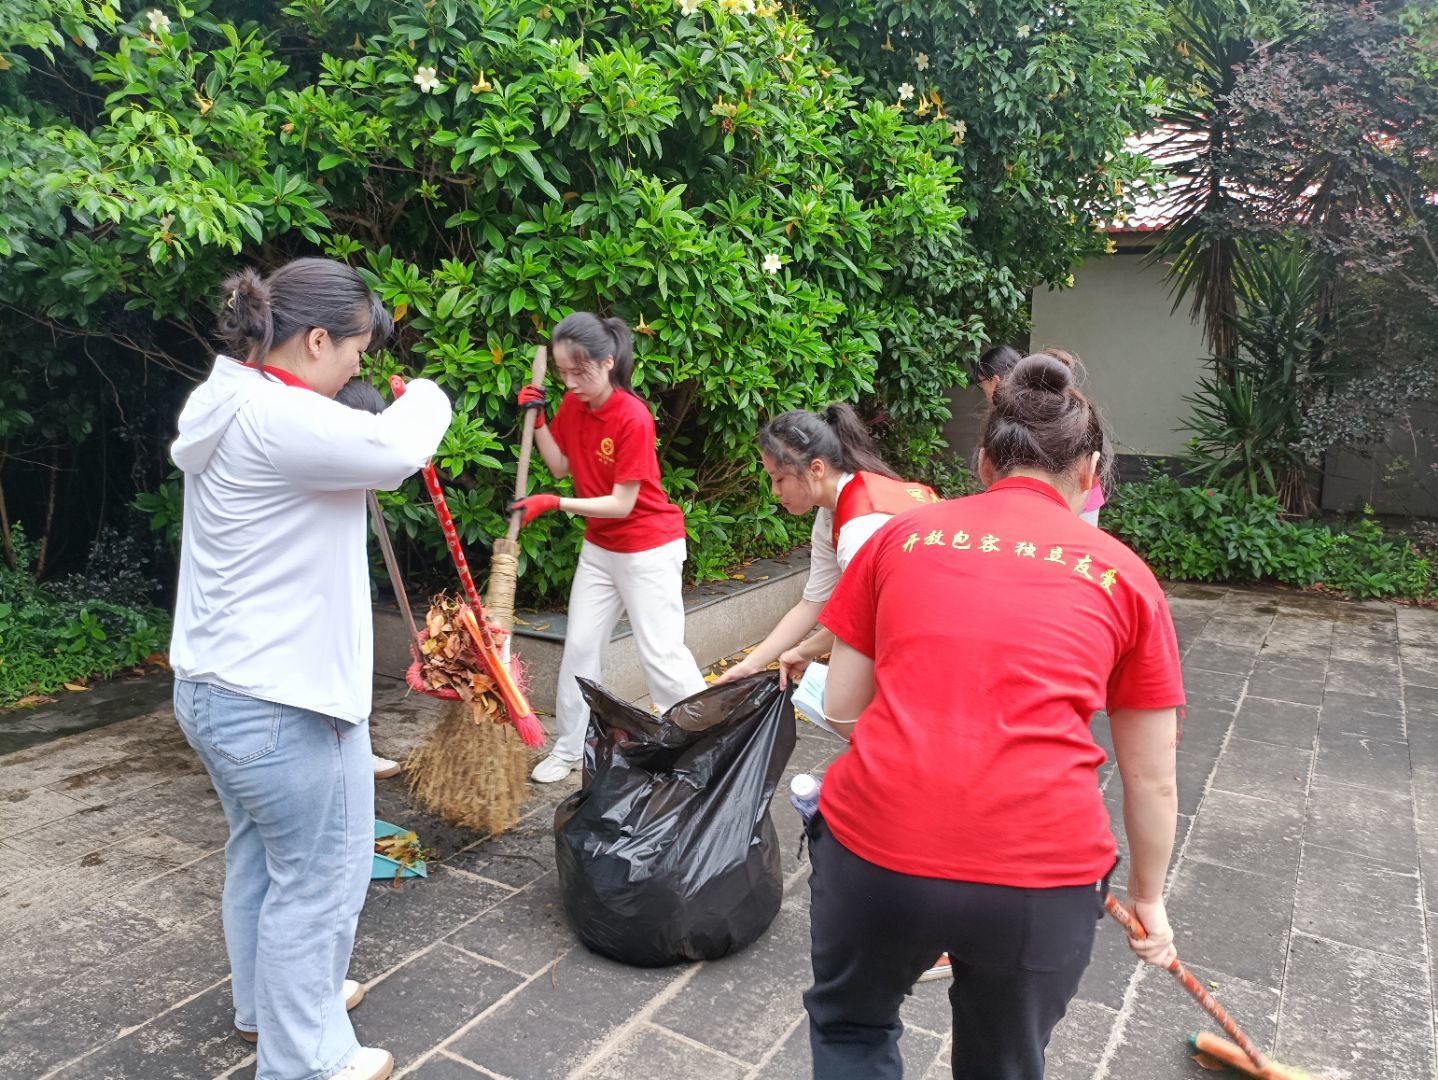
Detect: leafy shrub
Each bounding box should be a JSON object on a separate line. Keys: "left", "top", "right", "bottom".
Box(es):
{"left": 1, "top": 0, "right": 1158, "bottom": 603}
{"left": 1106, "top": 475, "right": 1434, "bottom": 601}
{"left": 0, "top": 525, "right": 169, "bottom": 707}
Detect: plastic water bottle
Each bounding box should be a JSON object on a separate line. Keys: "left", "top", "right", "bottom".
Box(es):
{"left": 790, "top": 773, "right": 821, "bottom": 825}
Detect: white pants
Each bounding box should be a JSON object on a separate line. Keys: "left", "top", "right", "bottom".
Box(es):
{"left": 552, "top": 537, "right": 706, "bottom": 760}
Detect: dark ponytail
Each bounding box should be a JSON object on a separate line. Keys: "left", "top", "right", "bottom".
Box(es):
{"left": 975, "top": 344, "right": 1023, "bottom": 381}
{"left": 216, "top": 257, "right": 392, "bottom": 365}
{"left": 758, "top": 402, "right": 901, "bottom": 480}
{"left": 979, "top": 352, "right": 1113, "bottom": 487}
{"left": 551, "top": 311, "right": 635, "bottom": 394}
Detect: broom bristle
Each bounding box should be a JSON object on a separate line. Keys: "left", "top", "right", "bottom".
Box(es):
{"left": 404, "top": 699, "right": 530, "bottom": 834}
{"left": 511, "top": 709, "right": 546, "bottom": 748}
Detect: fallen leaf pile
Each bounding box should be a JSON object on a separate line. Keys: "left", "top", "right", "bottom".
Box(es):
{"left": 420, "top": 594, "right": 501, "bottom": 713}
{"left": 374, "top": 830, "right": 435, "bottom": 885}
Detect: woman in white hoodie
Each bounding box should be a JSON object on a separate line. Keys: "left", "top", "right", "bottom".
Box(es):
{"left": 169, "top": 258, "right": 451, "bottom": 1080}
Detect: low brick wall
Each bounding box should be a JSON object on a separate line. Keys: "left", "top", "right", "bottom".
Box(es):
{"left": 373, "top": 549, "right": 812, "bottom": 714}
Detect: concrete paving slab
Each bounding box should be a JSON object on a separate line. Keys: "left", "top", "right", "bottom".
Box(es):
{"left": 442, "top": 804, "right": 561, "bottom": 890}
{"left": 653, "top": 884, "right": 812, "bottom": 1064}
{"left": 1313, "top": 729, "right": 1412, "bottom": 793}
{"left": 1183, "top": 788, "right": 1304, "bottom": 881}
{"left": 446, "top": 946, "right": 681, "bottom": 1080}
{"left": 445, "top": 870, "right": 579, "bottom": 978}
{"left": 0, "top": 785, "right": 93, "bottom": 839}
{"left": 0, "top": 735, "right": 131, "bottom": 792}
{"left": 1, "top": 582, "right": 1433, "bottom": 1080}
{"left": 1180, "top": 666, "right": 1248, "bottom": 705}
{"left": 0, "top": 988, "right": 120, "bottom": 1078}
{"left": 1173, "top": 704, "right": 1234, "bottom": 753}
{"left": 1293, "top": 843, "right": 1427, "bottom": 961}
{"left": 1166, "top": 859, "right": 1293, "bottom": 986}
{"left": 1304, "top": 776, "right": 1421, "bottom": 869}
{"left": 1244, "top": 661, "right": 1328, "bottom": 706}
{"left": 351, "top": 943, "right": 523, "bottom": 1072}
{"left": 748, "top": 1015, "right": 943, "bottom": 1080}
{"left": 1276, "top": 932, "right": 1436, "bottom": 1080}
{"left": 1319, "top": 688, "right": 1406, "bottom": 743}
{"left": 1074, "top": 914, "right": 1145, "bottom": 1012}
{"left": 1326, "top": 658, "right": 1404, "bottom": 698}
{"left": 407, "top": 1052, "right": 490, "bottom": 1078}
{"left": 1100, "top": 961, "right": 1280, "bottom": 1080}
{"left": 1408, "top": 713, "right": 1438, "bottom": 775}
{"left": 1207, "top": 736, "right": 1312, "bottom": 804}
{"left": 581, "top": 1023, "right": 750, "bottom": 1080}
{"left": 1181, "top": 643, "right": 1259, "bottom": 677}
{"left": 1231, "top": 696, "right": 1319, "bottom": 749}
{"left": 48, "top": 981, "right": 253, "bottom": 1080}
{"left": 1043, "top": 999, "right": 1116, "bottom": 1080}
{"left": 1174, "top": 744, "right": 1221, "bottom": 818}
{"left": 349, "top": 866, "right": 514, "bottom": 983}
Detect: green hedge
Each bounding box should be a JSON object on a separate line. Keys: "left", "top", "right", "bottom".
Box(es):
{"left": 1105, "top": 476, "right": 1435, "bottom": 601}
{"left": 0, "top": 528, "right": 169, "bottom": 707}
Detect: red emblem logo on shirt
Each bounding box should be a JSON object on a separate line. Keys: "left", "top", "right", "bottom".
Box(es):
{"left": 597, "top": 437, "right": 615, "bottom": 464}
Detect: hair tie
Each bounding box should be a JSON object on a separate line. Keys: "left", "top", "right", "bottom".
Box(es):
{"left": 226, "top": 289, "right": 238, "bottom": 311}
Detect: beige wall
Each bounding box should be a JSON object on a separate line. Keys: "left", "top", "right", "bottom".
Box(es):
{"left": 1029, "top": 252, "right": 1209, "bottom": 458}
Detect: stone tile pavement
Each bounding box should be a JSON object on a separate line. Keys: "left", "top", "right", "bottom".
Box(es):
{"left": 1, "top": 584, "right": 1435, "bottom": 1078}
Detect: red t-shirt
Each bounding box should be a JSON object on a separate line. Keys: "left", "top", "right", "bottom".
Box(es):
{"left": 548, "top": 389, "right": 686, "bottom": 553}
{"left": 818, "top": 475, "right": 1185, "bottom": 889}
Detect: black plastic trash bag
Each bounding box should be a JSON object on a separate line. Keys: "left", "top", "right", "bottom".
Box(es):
{"left": 554, "top": 672, "right": 797, "bottom": 967}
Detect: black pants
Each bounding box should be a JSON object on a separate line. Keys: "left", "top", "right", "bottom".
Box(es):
{"left": 803, "top": 817, "right": 1108, "bottom": 1080}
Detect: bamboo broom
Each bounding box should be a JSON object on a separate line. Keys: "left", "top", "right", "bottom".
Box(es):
{"left": 401, "top": 351, "right": 548, "bottom": 835}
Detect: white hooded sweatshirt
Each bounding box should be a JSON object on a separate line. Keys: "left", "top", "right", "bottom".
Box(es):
{"left": 169, "top": 357, "right": 452, "bottom": 723}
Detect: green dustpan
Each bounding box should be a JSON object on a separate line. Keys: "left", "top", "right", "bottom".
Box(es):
{"left": 372, "top": 818, "right": 428, "bottom": 880}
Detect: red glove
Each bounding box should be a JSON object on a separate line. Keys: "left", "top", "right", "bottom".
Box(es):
{"left": 509, "top": 493, "right": 561, "bottom": 527}
{"left": 517, "top": 384, "right": 547, "bottom": 428}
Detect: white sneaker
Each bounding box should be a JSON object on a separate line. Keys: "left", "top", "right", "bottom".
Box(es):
{"left": 236, "top": 979, "right": 366, "bottom": 1044}
{"left": 917, "top": 953, "right": 952, "bottom": 983}
{"left": 371, "top": 754, "right": 402, "bottom": 779}
{"left": 332, "top": 1047, "right": 393, "bottom": 1080}
{"left": 530, "top": 752, "right": 580, "bottom": 783}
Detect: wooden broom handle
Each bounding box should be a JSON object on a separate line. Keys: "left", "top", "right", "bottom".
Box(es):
{"left": 507, "top": 344, "right": 548, "bottom": 542}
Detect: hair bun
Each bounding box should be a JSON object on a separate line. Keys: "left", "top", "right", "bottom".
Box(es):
{"left": 217, "top": 267, "right": 273, "bottom": 357}
{"left": 1009, "top": 353, "right": 1074, "bottom": 395}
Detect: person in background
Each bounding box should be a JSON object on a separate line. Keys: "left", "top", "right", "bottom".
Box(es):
{"left": 807, "top": 353, "right": 1183, "bottom": 1079}
{"left": 976, "top": 345, "right": 1106, "bottom": 525}
{"left": 510, "top": 312, "right": 706, "bottom": 783}
{"left": 334, "top": 378, "right": 408, "bottom": 783}
{"left": 715, "top": 404, "right": 939, "bottom": 690}
{"left": 170, "top": 258, "right": 452, "bottom": 1080}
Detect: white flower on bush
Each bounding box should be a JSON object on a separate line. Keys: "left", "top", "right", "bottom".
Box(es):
{"left": 1016, "top": 24, "right": 1032, "bottom": 39}
{"left": 145, "top": 9, "right": 171, "bottom": 33}
{"left": 915, "top": 52, "right": 930, "bottom": 71}
{"left": 574, "top": 61, "right": 590, "bottom": 79}
{"left": 897, "top": 82, "right": 915, "bottom": 101}
{"left": 678, "top": 0, "right": 701, "bottom": 13}
{"left": 947, "top": 119, "right": 967, "bottom": 140}
{"left": 413, "top": 66, "right": 441, "bottom": 93}
{"left": 761, "top": 253, "right": 783, "bottom": 274}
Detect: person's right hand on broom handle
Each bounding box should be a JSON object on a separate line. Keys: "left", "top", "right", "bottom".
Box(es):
{"left": 1111, "top": 705, "right": 1180, "bottom": 970}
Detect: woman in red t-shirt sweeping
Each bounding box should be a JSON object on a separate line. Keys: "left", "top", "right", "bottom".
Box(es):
{"left": 510, "top": 313, "right": 706, "bottom": 783}
{"left": 807, "top": 353, "right": 1183, "bottom": 1079}
{"left": 715, "top": 403, "right": 939, "bottom": 690}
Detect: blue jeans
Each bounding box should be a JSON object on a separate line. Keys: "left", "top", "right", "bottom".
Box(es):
{"left": 174, "top": 679, "right": 373, "bottom": 1080}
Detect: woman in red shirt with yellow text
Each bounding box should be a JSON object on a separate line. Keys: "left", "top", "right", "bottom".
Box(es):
{"left": 715, "top": 404, "right": 938, "bottom": 690}
{"left": 807, "top": 353, "right": 1183, "bottom": 1079}
{"left": 511, "top": 313, "right": 706, "bottom": 783}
